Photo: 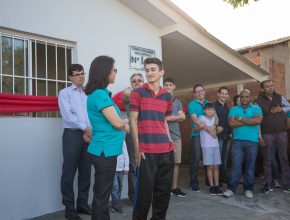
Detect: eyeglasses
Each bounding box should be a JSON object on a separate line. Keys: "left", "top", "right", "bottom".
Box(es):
{"left": 132, "top": 79, "right": 143, "bottom": 83}
{"left": 240, "top": 96, "right": 250, "bottom": 99}
{"left": 72, "top": 72, "right": 85, "bottom": 77}
{"left": 195, "top": 89, "right": 204, "bottom": 94}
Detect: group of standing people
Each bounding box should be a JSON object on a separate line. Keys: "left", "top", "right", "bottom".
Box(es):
{"left": 58, "top": 55, "right": 290, "bottom": 220}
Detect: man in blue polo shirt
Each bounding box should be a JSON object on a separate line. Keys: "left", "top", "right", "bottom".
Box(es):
{"left": 223, "top": 89, "right": 262, "bottom": 199}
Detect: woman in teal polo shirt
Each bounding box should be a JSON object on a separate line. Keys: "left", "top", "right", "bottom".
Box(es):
{"left": 85, "top": 56, "right": 130, "bottom": 220}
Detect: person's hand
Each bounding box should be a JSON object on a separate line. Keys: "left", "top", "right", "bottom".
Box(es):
{"left": 271, "top": 106, "right": 283, "bottom": 113}
{"left": 179, "top": 112, "right": 186, "bottom": 121}
{"left": 124, "top": 171, "right": 129, "bottom": 175}
{"left": 84, "top": 127, "right": 92, "bottom": 139}
{"left": 135, "top": 150, "right": 145, "bottom": 167}
{"left": 83, "top": 133, "right": 91, "bottom": 143}
{"left": 124, "top": 123, "right": 130, "bottom": 133}
{"left": 259, "top": 138, "right": 266, "bottom": 146}
{"left": 216, "top": 126, "right": 224, "bottom": 133}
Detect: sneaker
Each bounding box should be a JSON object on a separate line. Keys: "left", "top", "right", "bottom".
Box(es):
{"left": 283, "top": 187, "right": 290, "bottom": 193}
{"left": 273, "top": 179, "right": 281, "bottom": 188}
{"left": 245, "top": 190, "right": 254, "bottom": 199}
{"left": 223, "top": 189, "right": 234, "bottom": 198}
{"left": 171, "top": 188, "right": 187, "bottom": 197}
{"left": 215, "top": 186, "right": 223, "bottom": 195}
{"left": 209, "top": 186, "right": 216, "bottom": 195}
{"left": 262, "top": 183, "right": 273, "bottom": 193}
{"left": 190, "top": 185, "right": 200, "bottom": 192}
{"left": 111, "top": 206, "right": 123, "bottom": 214}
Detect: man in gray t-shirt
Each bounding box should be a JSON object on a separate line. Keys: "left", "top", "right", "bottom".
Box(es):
{"left": 163, "top": 77, "right": 187, "bottom": 197}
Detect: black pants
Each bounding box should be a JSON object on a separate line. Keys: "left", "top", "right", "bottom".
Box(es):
{"left": 61, "top": 129, "right": 91, "bottom": 209}
{"left": 126, "top": 133, "right": 136, "bottom": 201}
{"left": 133, "top": 151, "right": 174, "bottom": 220}
{"left": 90, "top": 153, "right": 117, "bottom": 220}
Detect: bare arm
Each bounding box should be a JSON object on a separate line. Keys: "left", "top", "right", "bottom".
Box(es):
{"left": 130, "top": 111, "right": 145, "bottom": 166}
{"left": 102, "top": 106, "right": 129, "bottom": 132}
{"left": 164, "top": 116, "right": 173, "bottom": 142}
{"left": 166, "top": 111, "right": 186, "bottom": 122}
{"left": 237, "top": 115, "right": 262, "bottom": 125}
{"left": 228, "top": 116, "right": 245, "bottom": 128}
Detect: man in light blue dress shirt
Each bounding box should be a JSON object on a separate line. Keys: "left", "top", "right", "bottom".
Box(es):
{"left": 58, "top": 64, "right": 92, "bottom": 220}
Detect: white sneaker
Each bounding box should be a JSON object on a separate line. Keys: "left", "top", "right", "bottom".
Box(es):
{"left": 245, "top": 190, "right": 254, "bottom": 199}
{"left": 223, "top": 189, "right": 234, "bottom": 198}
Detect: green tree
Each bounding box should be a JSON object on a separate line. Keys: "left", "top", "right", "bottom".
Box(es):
{"left": 224, "top": 0, "right": 260, "bottom": 8}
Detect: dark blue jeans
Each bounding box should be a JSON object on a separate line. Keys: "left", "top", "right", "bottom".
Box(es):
{"left": 228, "top": 140, "right": 258, "bottom": 192}
{"left": 111, "top": 171, "right": 124, "bottom": 209}
{"left": 218, "top": 137, "right": 230, "bottom": 181}
{"left": 189, "top": 136, "right": 202, "bottom": 187}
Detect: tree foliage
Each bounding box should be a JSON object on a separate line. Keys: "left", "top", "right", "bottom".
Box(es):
{"left": 224, "top": 0, "right": 260, "bottom": 8}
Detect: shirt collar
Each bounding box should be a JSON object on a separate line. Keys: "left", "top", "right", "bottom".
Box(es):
{"left": 70, "top": 83, "right": 84, "bottom": 91}
{"left": 103, "top": 88, "right": 112, "bottom": 97}
{"left": 143, "top": 83, "right": 166, "bottom": 96}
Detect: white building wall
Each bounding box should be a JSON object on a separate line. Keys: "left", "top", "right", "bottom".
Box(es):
{"left": 0, "top": 0, "right": 162, "bottom": 93}
{"left": 0, "top": 0, "right": 162, "bottom": 219}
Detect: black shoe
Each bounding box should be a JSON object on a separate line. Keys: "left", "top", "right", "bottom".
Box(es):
{"left": 77, "top": 205, "right": 92, "bottom": 215}
{"left": 171, "top": 187, "right": 187, "bottom": 197}
{"left": 209, "top": 186, "right": 216, "bottom": 195}
{"left": 65, "top": 208, "right": 82, "bottom": 220}
{"left": 112, "top": 206, "right": 123, "bottom": 214}
{"left": 262, "top": 183, "right": 273, "bottom": 193}
{"left": 215, "top": 186, "right": 223, "bottom": 195}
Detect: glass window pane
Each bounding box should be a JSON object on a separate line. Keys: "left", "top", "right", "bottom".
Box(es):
{"left": 2, "top": 36, "right": 13, "bottom": 75}
{"left": 37, "top": 80, "right": 46, "bottom": 96}
{"left": 32, "top": 41, "right": 36, "bottom": 77}
{"left": 48, "top": 81, "right": 56, "bottom": 96}
{"left": 36, "top": 42, "right": 46, "bottom": 78}
{"left": 47, "top": 44, "right": 56, "bottom": 79}
{"left": 2, "top": 76, "right": 13, "bottom": 93}
{"left": 25, "top": 41, "right": 28, "bottom": 77}
{"left": 14, "top": 38, "right": 25, "bottom": 76}
{"left": 14, "top": 77, "right": 25, "bottom": 94}
{"left": 57, "top": 82, "right": 66, "bottom": 94}
{"left": 57, "top": 47, "right": 65, "bottom": 81}
{"left": 32, "top": 79, "right": 36, "bottom": 95}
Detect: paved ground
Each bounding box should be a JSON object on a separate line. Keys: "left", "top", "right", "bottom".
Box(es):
{"left": 32, "top": 166, "right": 290, "bottom": 220}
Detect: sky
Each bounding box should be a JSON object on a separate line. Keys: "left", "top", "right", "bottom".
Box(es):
{"left": 171, "top": 0, "right": 290, "bottom": 49}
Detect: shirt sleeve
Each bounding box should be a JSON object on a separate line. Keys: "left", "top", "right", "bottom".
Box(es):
{"left": 95, "top": 90, "right": 114, "bottom": 111}
{"left": 165, "top": 97, "right": 173, "bottom": 117}
{"left": 188, "top": 101, "right": 196, "bottom": 116}
{"left": 281, "top": 96, "right": 290, "bottom": 113}
{"left": 177, "top": 99, "right": 183, "bottom": 112}
{"left": 228, "top": 107, "right": 236, "bottom": 118}
{"left": 129, "top": 90, "right": 141, "bottom": 112}
{"left": 254, "top": 105, "right": 263, "bottom": 116}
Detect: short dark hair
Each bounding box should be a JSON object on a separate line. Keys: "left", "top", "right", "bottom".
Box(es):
{"left": 218, "top": 86, "right": 229, "bottom": 93}
{"left": 204, "top": 102, "right": 215, "bottom": 110}
{"left": 144, "top": 58, "right": 163, "bottom": 70}
{"left": 260, "top": 79, "right": 272, "bottom": 88}
{"left": 68, "top": 64, "right": 84, "bottom": 76}
{"left": 193, "top": 84, "right": 204, "bottom": 93}
{"left": 233, "top": 94, "right": 240, "bottom": 106}
{"left": 85, "top": 56, "right": 115, "bottom": 95}
{"left": 163, "top": 77, "right": 175, "bottom": 85}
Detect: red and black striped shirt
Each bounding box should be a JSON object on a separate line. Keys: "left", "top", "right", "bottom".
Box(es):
{"left": 129, "top": 83, "right": 174, "bottom": 153}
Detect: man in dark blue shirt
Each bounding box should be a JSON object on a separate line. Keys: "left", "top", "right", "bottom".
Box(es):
{"left": 213, "top": 87, "right": 230, "bottom": 184}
